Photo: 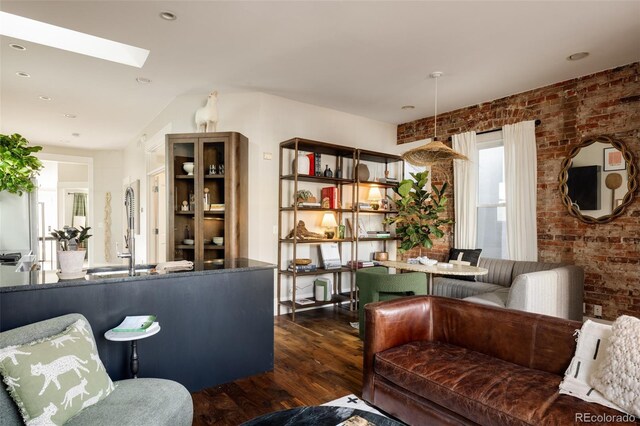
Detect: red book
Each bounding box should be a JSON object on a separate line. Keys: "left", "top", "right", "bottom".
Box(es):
{"left": 306, "top": 153, "right": 315, "bottom": 176}
{"left": 321, "top": 187, "right": 338, "bottom": 209}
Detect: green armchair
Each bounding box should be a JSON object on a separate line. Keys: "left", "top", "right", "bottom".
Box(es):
{"left": 356, "top": 266, "right": 427, "bottom": 339}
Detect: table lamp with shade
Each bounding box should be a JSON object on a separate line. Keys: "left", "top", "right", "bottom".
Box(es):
{"left": 368, "top": 187, "right": 383, "bottom": 210}
{"left": 320, "top": 212, "right": 338, "bottom": 239}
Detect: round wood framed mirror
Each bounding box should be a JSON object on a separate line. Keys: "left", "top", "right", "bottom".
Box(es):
{"left": 559, "top": 135, "right": 638, "bottom": 224}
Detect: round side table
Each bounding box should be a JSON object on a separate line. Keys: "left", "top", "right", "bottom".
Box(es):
{"left": 104, "top": 324, "right": 161, "bottom": 378}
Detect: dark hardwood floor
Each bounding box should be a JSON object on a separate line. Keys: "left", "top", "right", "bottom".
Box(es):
{"left": 192, "top": 307, "right": 362, "bottom": 425}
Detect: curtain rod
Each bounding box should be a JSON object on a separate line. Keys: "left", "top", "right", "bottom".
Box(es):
{"left": 447, "top": 119, "right": 541, "bottom": 141}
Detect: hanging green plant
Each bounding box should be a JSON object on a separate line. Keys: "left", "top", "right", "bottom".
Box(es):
{"left": 384, "top": 171, "right": 452, "bottom": 254}
{"left": 0, "top": 133, "right": 43, "bottom": 195}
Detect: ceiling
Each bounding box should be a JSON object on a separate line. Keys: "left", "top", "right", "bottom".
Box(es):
{"left": 1, "top": 1, "right": 638, "bottom": 150}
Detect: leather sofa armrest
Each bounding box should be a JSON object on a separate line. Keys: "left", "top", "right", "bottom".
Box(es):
{"left": 362, "top": 296, "right": 433, "bottom": 401}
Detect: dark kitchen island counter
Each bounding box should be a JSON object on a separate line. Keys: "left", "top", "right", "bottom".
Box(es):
{"left": 0, "top": 258, "right": 275, "bottom": 391}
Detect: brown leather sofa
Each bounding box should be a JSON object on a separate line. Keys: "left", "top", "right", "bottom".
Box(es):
{"left": 363, "top": 296, "right": 626, "bottom": 425}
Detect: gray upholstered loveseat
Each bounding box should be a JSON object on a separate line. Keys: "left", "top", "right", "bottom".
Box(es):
{"left": 432, "top": 257, "right": 584, "bottom": 320}
{"left": 0, "top": 314, "right": 193, "bottom": 426}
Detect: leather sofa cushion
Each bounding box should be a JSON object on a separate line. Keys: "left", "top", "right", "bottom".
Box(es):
{"left": 375, "top": 341, "right": 622, "bottom": 425}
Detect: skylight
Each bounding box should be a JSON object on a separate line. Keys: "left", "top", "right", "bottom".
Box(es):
{"left": 0, "top": 11, "right": 149, "bottom": 68}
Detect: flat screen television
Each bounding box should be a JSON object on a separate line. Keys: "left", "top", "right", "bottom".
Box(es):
{"left": 567, "top": 165, "right": 601, "bottom": 211}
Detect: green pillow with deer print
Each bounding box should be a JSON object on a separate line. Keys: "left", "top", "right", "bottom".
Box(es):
{"left": 0, "top": 319, "right": 115, "bottom": 425}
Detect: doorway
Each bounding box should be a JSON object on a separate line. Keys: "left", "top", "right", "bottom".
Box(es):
{"left": 148, "top": 171, "right": 167, "bottom": 264}
{"left": 37, "top": 158, "right": 92, "bottom": 270}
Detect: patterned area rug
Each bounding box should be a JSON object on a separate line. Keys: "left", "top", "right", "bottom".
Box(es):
{"left": 322, "top": 394, "right": 386, "bottom": 417}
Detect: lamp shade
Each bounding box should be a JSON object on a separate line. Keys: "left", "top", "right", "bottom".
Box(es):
{"left": 402, "top": 140, "right": 469, "bottom": 166}
{"left": 367, "top": 187, "right": 383, "bottom": 202}
{"left": 320, "top": 212, "right": 338, "bottom": 228}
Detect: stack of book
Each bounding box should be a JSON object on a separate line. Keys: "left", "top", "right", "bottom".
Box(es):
{"left": 309, "top": 153, "right": 321, "bottom": 176}
{"left": 296, "top": 201, "right": 321, "bottom": 208}
{"left": 347, "top": 260, "right": 375, "bottom": 269}
{"left": 321, "top": 187, "right": 339, "bottom": 209}
{"left": 367, "top": 231, "right": 391, "bottom": 238}
{"left": 379, "top": 177, "right": 399, "bottom": 184}
{"left": 288, "top": 262, "right": 318, "bottom": 272}
{"left": 112, "top": 315, "right": 159, "bottom": 333}
{"left": 319, "top": 243, "right": 342, "bottom": 269}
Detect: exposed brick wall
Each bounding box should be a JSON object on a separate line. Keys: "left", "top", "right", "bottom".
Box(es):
{"left": 397, "top": 62, "right": 640, "bottom": 320}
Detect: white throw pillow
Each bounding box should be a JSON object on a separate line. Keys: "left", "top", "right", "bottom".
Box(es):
{"left": 590, "top": 315, "right": 640, "bottom": 416}
{"left": 558, "top": 319, "right": 625, "bottom": 412}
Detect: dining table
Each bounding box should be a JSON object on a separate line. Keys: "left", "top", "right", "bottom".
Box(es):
{"left": 379, "top": 260, "right": 488, "bottom": 294}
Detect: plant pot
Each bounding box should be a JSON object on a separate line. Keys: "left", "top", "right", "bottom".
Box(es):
{"left": 57, "top": 250, "right": 86, "bottom": 273}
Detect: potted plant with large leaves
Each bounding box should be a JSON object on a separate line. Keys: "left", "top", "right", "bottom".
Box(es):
{"left": 384, "top": 171, "right": 451, "bottom": 256}
{"left": 0, "top": 133, "right": 43, "bottom": 194}
{"left": 51, "top": 226, "right": 92, "bottom": 278}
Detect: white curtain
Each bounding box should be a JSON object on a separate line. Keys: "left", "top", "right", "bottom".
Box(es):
{"left": 503, "top": 120, "right": 537, "bottom": 261}
{"left": 452, "top": 131, "right": 478, "bottom": 249}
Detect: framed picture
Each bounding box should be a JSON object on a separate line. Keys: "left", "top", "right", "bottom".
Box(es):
{"left": 603, "top": 147, "right": 625, "bottom": 171}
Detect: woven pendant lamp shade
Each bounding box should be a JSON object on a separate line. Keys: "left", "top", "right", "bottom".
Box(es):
{"left": 402, "top": 139, "right": 469, "bottom": 166}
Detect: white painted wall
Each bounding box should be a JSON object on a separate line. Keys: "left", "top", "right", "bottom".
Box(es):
{"left": 122, "top": 91, "right": 397, "bottom": 306}
{"left": 125, "top": 91, "right": 397, "bottom": 262}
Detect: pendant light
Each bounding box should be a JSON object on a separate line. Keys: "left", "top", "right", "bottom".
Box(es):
{"left": 402, "top": 72, "right": 468, "bottom": 166}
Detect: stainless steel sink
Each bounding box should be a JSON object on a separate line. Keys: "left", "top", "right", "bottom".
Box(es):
{"left": 85, "top": 265, "right": 156, "bottom": 280}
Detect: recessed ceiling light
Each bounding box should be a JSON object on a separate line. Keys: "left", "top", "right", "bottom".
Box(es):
{"left": 567, "top": 52, "right": 589, "bottom": 61}
{"left": 0, "top": 11, "right": 150, "bottom": 68}
{"left": 9, "top": 43, "right": 26, "bottom": 50}
{"left": 159, "top": 11, "right": 177, "bottom": 21}
{"left": 136, "top": 77, "right": 152, "bottom": 84}
{"left": 39, "top": 95, "right": 52, "bottom": 101}
{"left": 16, "top": 71, "right": 30, "bottom": 77}
{"left": 72, "top": 133, "right": 80, "bottom": 137}
{"left": 64, "top": 113, "right": 77, "bottom": 119}
{"left": 401, "top": 105, "right": 415, "bottom": 110}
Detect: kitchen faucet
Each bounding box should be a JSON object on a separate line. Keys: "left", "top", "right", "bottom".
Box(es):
{"left": 118, "top": 186, "right": 136, "bottom": 276}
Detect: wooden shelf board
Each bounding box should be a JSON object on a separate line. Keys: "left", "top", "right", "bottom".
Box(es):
{"left": 204, "top": 245, "right": 225, "bottom": 250}
{"left": 176, "top": 245, "right": 195, "bottom": 249}
{"left": 357, "top": 149, "right": 404, "bottom": 163}
{"left": 356, "top": 236, "right": 400, "bottom": 242}
{"left": 345, "top": 180, "right": 398, "bottom": 188}
{"left": 204, "top": 175, "right": 225, "bottom": 179}
{"left": 280, "top": 207, "right": 353, "bottom": 212}
{"left": 280, "top": 174, "right": 354, "bottom": 184}
{"left": 176, "top": 175, "right": 195, "bottom": 179}
{"left": 279, "top": 267, "right": 352, "bottom": 276}
{"left": 175, "top": 211, "right": 195, "bottom": 215}
{"left": 279, "top": 294, "right": 351, "bottom": 309}
{"left": 279, "top": 138, "right": 356, "bottom": 157}
{"left": 279, "top": 238, "right": 350, "bottom": 244}
{"left": 356, "top": 209, "right": 398, "bottom": 214}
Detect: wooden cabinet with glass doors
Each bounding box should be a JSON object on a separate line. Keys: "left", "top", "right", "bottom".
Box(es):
{"left": 166, "top": 132, "right": 248, "bottom": 269}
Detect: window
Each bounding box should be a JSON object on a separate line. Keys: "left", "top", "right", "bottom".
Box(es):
{"left": 476, "top": 131, "right": 508, "bottom": 259}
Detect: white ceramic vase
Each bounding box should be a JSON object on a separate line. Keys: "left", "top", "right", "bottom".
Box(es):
{"left": 57, "top": 250, "right": 86, "bottom": 273}
{"left": 183, "top": 162, "right": 194, "bottom": 175}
